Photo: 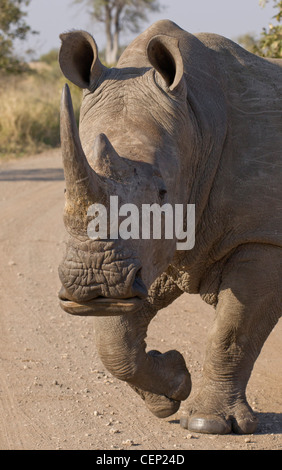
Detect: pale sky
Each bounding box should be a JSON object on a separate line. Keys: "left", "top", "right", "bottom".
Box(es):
{"left": 22, "top": 0, "right": 276, "bottom": 58}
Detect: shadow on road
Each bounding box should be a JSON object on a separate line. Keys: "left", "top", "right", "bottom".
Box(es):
{"left": 0, "top": 168, "right": 64, "bottom": 182}
{"left": 256, "top": 412, "right": 282, "bottom": 435}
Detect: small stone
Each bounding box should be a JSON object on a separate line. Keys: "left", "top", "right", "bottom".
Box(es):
{"left": 185, "top": 434, "right": 194, "bottom": 439}
{"left": 109, "top": 428, "right": 119, "bottom": 434}
{"left": 122, "top": 439, "right": 133, "bottom": 447}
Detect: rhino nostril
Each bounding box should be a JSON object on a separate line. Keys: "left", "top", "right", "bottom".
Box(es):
{"left": 58, "top": 286, "right": 73, "bottom": 302}
{"left": 131, "top": 269, "right": 148, "bottom": 299}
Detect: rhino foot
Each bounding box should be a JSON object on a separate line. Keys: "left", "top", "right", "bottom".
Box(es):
{"left": 128, "top": 349, "right": 191, "bottom": 419}
{"left": 180, "top": 390, "right": 258, "bottom": 435}
{"left": 129, "top": 384, "right": 181, "bottom": 419}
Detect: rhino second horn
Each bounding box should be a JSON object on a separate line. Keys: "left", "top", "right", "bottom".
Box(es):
{"left": 92, "top": 133, "right": 129, "bottom": 178}
{"left": 60, "top": 84, "right": 104, "bottom": 230}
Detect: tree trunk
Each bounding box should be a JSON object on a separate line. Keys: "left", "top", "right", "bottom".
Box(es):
{"left": 105, "top": 5, "right": 113, "bottom": 64}
{"left": 104, "top": 4, "right": 122, "bottom": 65}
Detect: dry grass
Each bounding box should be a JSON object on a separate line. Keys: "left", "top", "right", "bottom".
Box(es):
{"left": 0, "top": 63, "right": 82, "bottom": 159}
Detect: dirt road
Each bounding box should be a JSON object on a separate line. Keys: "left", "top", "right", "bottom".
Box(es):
{"left": 0, "top": 150, "right": 281, "bottom": 450}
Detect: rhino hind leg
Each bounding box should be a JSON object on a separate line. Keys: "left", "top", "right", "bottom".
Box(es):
{"left": 181, "top": 244, "right": 281, "bottom": 434}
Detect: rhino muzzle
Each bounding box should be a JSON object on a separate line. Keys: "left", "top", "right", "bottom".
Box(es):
{"left": 58, "top": 267, "right": 148, "bottom": 315}
{"left": 58, "top": 250, "right": 148, "bottom": 316}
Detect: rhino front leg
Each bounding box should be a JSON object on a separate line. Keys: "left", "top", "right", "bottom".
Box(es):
{"left": 94, "top": 306, "right": 191, "bottom": 418}
{"left": 181, "top": 244, "right": 281, "bottom": 434}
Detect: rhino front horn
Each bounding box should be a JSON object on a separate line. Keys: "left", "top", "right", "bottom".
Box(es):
{"left": 60, "top": 83, "right": 104, "bottom": 232}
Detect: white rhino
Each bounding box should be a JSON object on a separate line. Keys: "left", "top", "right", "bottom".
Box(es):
{"left": 58, "top": 20, "right": 282, "bottom": 434}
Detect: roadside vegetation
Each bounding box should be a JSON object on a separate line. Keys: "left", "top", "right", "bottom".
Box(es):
{"left": 0, "top": 1, "right": 82, "bottom": 158}
{"left": 0, "top": 59, "right": 82, "bottom": 158}
{"left": 238, "top": 0, "right": 282, "bottom": 57}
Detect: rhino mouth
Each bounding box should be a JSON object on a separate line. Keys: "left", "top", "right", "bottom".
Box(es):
{"left": 59, "top": 296, "right": 144, "bottom": 316}
{"left": 58, "top": 253, "right": 148, "bottom": 316}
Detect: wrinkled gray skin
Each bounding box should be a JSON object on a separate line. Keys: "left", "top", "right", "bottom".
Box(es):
{"left": 58, "top": 20, "right": 282, "bottom": 434}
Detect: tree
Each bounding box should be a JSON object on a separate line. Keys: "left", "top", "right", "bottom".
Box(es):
{"left": 0, "top": 0, "right": 36, "bottom": 73}
{"left": 74, "top": 0, "right": 161, "bottom": 65}
{"left": 237, "top": 33, "right": 260, "bottom": 53}
{"left": 255, "top": 0, "right": 282, "bottom": 57}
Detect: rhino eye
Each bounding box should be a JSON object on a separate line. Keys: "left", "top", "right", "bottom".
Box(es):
{"left": 159, "top": 188, "right": 167, "bottom": 200}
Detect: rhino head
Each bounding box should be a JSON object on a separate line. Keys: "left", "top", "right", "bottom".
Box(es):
{"left": 58, "top": 28, "right": 196, "bottom": 316}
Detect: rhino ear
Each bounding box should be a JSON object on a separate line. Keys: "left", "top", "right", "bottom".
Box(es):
{"left": 147, "top": 35, "right": 184, "bottom": 92}
{"left": 59, "top": 30, "right": 106, "bottom": 89}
